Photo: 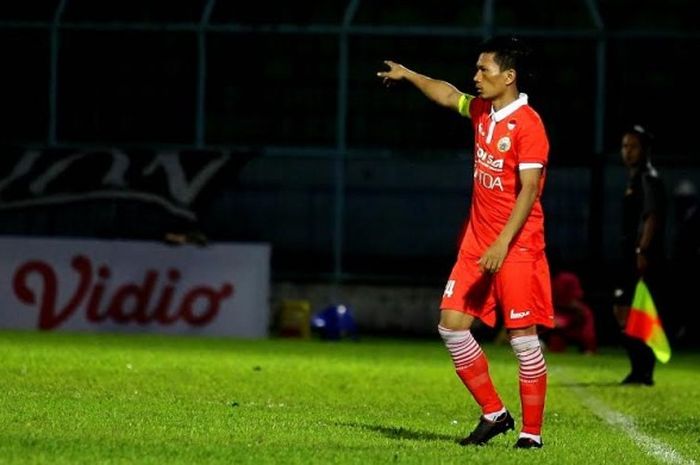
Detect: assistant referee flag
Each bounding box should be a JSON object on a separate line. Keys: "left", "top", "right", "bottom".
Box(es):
{"left": 625, "top": 279, "right": 671, "bottom": 363}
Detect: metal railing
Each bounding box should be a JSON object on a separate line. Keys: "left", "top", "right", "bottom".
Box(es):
{"left": 2, "top": 0, "right": 699, "bottom": 284}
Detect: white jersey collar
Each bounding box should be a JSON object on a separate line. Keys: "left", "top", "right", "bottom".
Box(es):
{"left": 490, "top": 93, "right": 528, "bottom": 122}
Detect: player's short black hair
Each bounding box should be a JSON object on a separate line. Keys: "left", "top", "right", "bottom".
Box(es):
{"left": 478, "top": 36, "right": 532, "bottom": 74}
{"left": 478, "top": 35, "right": 534, "bottom": 87}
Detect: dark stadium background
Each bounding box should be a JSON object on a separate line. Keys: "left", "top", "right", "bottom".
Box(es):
{"left": 1, "top": 0, "right": 698, "bottom": 346}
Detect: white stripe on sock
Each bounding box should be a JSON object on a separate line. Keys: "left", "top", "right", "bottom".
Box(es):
{"left": 511, "top": 335, "right": 547, "bottom": 380}
{"left": 438, "top": 326, "right": 483, "bottom": 370}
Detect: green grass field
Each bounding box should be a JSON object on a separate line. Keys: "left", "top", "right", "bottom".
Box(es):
{"left": 1, "top": 330, "right": 698, "bottom": 465}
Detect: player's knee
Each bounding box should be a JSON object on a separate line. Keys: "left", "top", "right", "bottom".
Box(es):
{"left": 439, "top": 309, "right": 473, "bottom": 331}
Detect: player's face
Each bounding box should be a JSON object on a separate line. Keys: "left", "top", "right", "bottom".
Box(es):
{"left": 621, "top": 133, "right": 644, "bottom": 168}
{"left": 473, "top": 52, "right": 510, "bottom": 100}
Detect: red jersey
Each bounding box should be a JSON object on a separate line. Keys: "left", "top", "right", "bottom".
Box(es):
{"left": 458, "top": 93, "right": 549, "bottom": 262}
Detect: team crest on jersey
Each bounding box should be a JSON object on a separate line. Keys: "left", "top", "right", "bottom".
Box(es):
{"left": 497, "top": 136, "right": 511, "bottom": 152}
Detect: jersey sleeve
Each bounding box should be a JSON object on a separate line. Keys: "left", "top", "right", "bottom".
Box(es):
{"left": 641, "top": 174, "right": 666, "bottom": 219}
{"left": 515, "top": 114, "right": 549, "bottom": 166}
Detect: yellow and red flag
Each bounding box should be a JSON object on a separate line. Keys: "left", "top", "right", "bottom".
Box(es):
{"left": 625, "top": 279, "right": 671, "bottom": 363}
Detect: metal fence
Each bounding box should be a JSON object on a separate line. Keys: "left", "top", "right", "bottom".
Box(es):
{"left": 2, "top": 0, "right": 700, "bottom": 284}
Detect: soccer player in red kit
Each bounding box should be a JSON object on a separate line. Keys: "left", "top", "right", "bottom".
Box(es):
{"left": 377, "top": 36, "right": 553, "bottom": 449}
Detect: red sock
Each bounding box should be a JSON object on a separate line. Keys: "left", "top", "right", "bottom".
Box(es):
{"left": 520, "top": 374, "right": 547, "bottom": 435}
{"left": 511, "top": 335, "right": 547, "bottom": 435}
{"left": 439, "top": 326, "right": 503, "bottom": 415}
{"left": 456, "top": 353, "right": 504, "bottom": 414}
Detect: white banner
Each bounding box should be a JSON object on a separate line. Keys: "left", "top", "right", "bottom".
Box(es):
{"left": 0, "top": 237, "right": 271, "bottom": 338}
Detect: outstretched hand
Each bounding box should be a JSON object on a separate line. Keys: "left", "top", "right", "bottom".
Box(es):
{"left": 376, "top": 60, "right": 407, "bottom": 87}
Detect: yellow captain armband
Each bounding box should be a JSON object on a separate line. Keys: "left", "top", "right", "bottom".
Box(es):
{"left": 457, "top": 93, "right": 474, "bottom": 117}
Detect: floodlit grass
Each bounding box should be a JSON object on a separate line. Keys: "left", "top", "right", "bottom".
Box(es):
{"left": 0, "top": 330, "right": 698, "bottom": 465}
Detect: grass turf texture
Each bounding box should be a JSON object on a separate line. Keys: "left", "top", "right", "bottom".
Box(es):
{"left": 1, "top": 330, "right": 698, "bottom": 465}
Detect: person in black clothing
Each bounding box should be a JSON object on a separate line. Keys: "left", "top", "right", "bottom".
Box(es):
{"left": 613, "top": 124, "right": 667, "bottom": 386}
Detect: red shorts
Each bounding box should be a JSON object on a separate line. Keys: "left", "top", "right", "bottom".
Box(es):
{"left": 440, "top": 250, "right": 554, "bottom": 329}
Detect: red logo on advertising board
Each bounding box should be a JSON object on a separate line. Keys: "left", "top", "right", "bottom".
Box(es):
{"left": 12, "top": 255, "right": 234, "bottom": 330}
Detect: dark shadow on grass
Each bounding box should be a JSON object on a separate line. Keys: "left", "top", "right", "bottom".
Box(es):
{"left": 552, "top": 381, "right": 623, "bottom": 388}
{"left": 336, "top": 422, "right": 457, "bottom": 442}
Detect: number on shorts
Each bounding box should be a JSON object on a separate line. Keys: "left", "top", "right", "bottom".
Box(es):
{"left": 443, "top": 279, "right": 456, "bottom": 298}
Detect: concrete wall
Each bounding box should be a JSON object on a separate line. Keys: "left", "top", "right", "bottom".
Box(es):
{"left": 271, "top": 281, "right": 444, "bottom": 337}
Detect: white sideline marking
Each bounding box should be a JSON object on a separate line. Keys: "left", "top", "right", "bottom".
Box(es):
{"left": 569, "top": 385, "right": 696, "bottom": 465}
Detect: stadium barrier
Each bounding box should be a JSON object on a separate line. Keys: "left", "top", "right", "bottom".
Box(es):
{"left": 0, "top": 236, "right": 271, "bottom": 338}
